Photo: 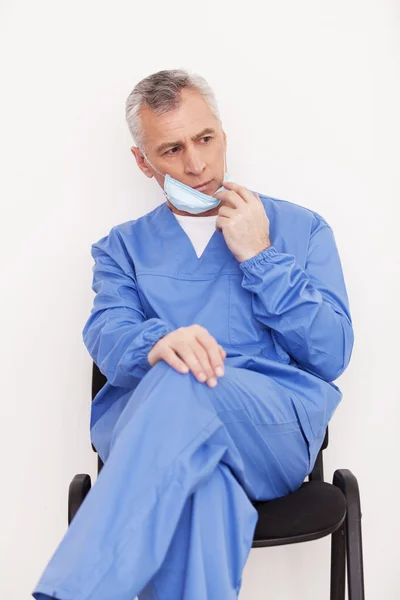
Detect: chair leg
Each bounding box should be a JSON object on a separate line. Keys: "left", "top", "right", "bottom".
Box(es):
{"left": 330, "top": 523, "right": 346, "bottom": 600}
{"left": 345, "top": 493, "right": 365, "bottom": 600}
{"left": 333, "top": 469, "right": 365, "bottom": 600}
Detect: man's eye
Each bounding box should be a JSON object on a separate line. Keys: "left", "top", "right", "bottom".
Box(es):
{"left": 200, "top": 136, "right": 212, "bottom": 143}
{"left": 165, "top": 147, "right": 180, "bottom": 155}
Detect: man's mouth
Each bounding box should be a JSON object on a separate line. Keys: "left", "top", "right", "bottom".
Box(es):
{"left": 193, "top": 180, "right": 213, "bottom": 193}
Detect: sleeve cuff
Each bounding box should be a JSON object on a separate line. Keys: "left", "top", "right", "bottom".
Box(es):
{"left": 239, "top": 245, "right": 280, "bottom": 273}
{"left": 133, "top": 320, "right": 175, "bottom": 374}
{"left": 143, "top": 322, "right": 174, "bottom": 349}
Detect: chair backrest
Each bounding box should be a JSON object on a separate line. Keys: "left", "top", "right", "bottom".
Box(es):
{"left": 92, "top": 362, "right": 107, "bottom": 401}
{"left": 322, "top": 427, "right": 329, "bottom": 450}
{"left": 90, "top": 363, "right": 107, "bottom": 464}
{"left": 90, "top": 361, "right": 328, "bottom": 480}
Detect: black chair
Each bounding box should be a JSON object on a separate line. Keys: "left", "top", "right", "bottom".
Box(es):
{"left": 69, "top": 363, "right": 365, "bottom": 600}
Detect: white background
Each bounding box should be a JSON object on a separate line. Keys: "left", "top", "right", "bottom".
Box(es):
{"left": 1, "top": 1, "right": 399, "bottom": 598}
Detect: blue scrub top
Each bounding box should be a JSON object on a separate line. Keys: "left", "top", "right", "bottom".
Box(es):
{"left": 82, "top": 193, "right": 354, "bottom": 464}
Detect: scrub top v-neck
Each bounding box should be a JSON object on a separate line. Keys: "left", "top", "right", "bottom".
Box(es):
{"left": 136, "top": 202, "right": 238, "bottom": 278}
{"left": 172, "top": 212, "right": 218, "bottom": 259}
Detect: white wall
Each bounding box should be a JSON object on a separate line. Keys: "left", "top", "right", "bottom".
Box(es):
{"left": 1, "top": 1, "right": 399, "bottom": 598}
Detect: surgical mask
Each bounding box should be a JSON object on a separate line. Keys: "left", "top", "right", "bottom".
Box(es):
{"left": 142, "top": 151, "right": 233, "bottom": 215}
{"left": 163, "top": 172, "right": 233, "bottom": 214}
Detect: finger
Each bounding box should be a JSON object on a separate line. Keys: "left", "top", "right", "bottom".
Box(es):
{"left": 217, "top": 181, "right": 255, "bottom": 203}
{"left": 217, "top": 205, "right": 235, "bottom": 218}
{"left": 191, "top": 339, "right": 219, "bottom": 387}
{"left": 174, "top": 343, "right": 209, "bottom": 383}
{"left": 219, "top": 345, "right": 227, "bottom": 360}
{"left": 214, "top": 189, "right": 245, "bottom": 208}
{"left": 196, "top": 331, "right": 225, "bottom": 378}
{"left": 208, "top": 342, "right": 225, "bottom": 378}
{"left": 215, "top": 214, "right": 229, "bottom": 232}
{"left": 161, "top": 347, "right": 190, "bottom": 374}
{"left": 192, "top": 342, "right": 216, "bottom": 381}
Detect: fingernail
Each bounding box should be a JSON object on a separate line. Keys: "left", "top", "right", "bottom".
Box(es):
{"left": 208, "top": 377, "right": 217, "bottom": 387}
{"left": 198, "top": 372, "right": 206, "bottom": 382}
{"left": 215, "top": 366, "right": 224, "bottom": 377}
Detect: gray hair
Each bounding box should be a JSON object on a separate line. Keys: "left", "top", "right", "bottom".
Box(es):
{"left": 125, "top": 69, "right": 220, "bottom": 151}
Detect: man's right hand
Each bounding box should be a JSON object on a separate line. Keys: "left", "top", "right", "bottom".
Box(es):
{"left": 147, "top": 325, "right": 227, "bottom": 387}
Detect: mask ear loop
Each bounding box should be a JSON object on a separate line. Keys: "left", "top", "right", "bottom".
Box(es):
{"left": 141, "top": 150, "right": 167, "bottom": 180}
{"left": 141, "top": 150, "right": 171, "bottom": 200}
{"left": 211, "top": 153, "right": 228, "bottom": 198}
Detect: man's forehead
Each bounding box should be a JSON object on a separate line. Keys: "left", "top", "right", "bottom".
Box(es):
{"left": 139, "top": 89, "right": 219, "bottom": 151}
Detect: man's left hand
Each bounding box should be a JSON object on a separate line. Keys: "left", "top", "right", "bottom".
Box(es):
{"left": 214, "top": 181, "right": 271, "bottom": 263}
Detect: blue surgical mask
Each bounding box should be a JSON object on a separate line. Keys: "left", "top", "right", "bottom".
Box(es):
{"left": 142, "top": 151, "right": 233, "bottom": 215}
{"left": 163, "top": 172, "right": 233, "bottom": 215}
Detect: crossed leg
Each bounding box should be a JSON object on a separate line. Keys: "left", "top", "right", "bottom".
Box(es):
{"left": 32, "top": 361, "right": 310, "bottom": 600}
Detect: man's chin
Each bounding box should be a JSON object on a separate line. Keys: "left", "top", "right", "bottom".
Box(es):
{"left": 208, "top": 180, "right": 225, "bottom": 198}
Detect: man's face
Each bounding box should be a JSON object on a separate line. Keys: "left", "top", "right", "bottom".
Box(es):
{"left": 131, "top": 88, "right": 227, "bottom": 200}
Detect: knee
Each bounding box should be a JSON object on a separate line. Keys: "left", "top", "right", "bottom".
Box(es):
{"left": 146, "top": 359, "right": 190, "bottom": 384}
{"left": 140, "top": 360, "right": 224, "bottom": 417}
{"left": 146, "top": 360, "right": 213, "bottom": 389}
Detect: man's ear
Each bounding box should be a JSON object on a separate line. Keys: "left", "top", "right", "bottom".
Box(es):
{"left": 130, "top": 147, "right": 154, "bottom": 179}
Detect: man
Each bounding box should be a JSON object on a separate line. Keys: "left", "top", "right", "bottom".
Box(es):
{"left": 32, "top": 69, "right": 353, "bottom": 600}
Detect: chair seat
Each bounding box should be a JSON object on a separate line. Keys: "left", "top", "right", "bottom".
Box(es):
{"left": 251, "top": 481, "right": 347, "bottom": 547}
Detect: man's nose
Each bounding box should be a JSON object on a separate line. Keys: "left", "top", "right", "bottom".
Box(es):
{"left": 183, "top": 147, "right": 206, "bottom": 176}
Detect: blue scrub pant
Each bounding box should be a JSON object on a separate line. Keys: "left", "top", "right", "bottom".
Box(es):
{"left": 32, "top": 361, "right": 311, "bottom": 600}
